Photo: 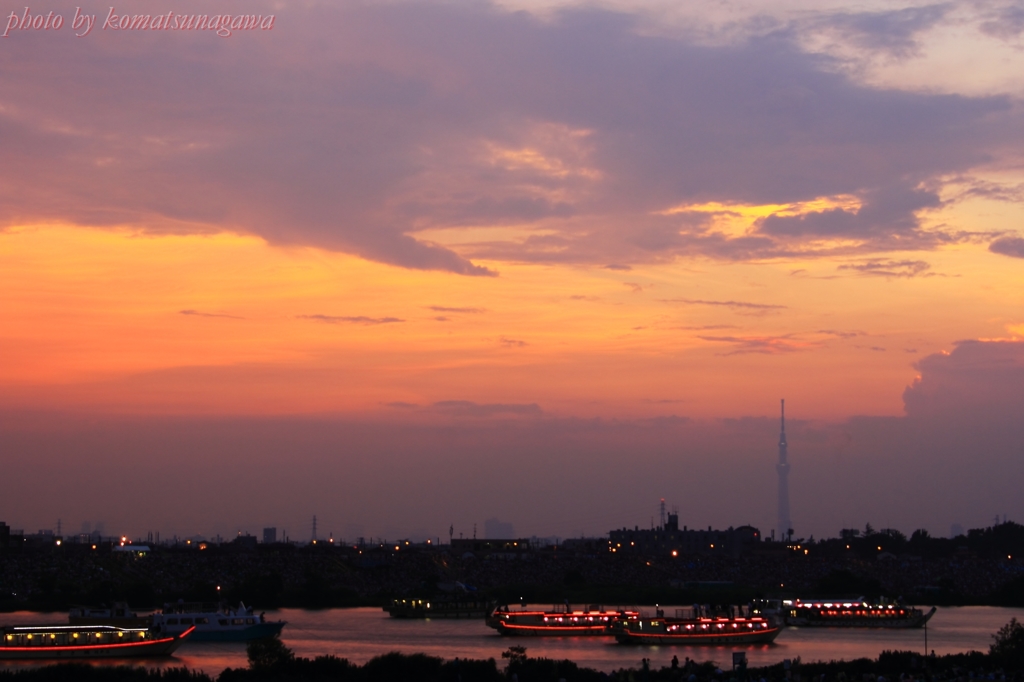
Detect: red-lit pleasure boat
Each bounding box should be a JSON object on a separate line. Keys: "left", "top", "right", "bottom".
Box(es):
{"left": 487, "top": 606, "right": 640, "bottom": 636}
{"left": 612, "top": 614, "right": 782, "bottom": 645}
{"left": 782, "top": 599, "right": 936, "bottom": 628}
{"left": 0, "top": 624, "right": 194, "bottom": 659}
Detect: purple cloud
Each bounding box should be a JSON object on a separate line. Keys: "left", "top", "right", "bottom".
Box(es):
{"left": 990, "top": 236, "right": 1024, "bottom": 258}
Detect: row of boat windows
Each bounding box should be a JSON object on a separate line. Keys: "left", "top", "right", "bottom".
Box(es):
{"left": 661, "top": 622, "right": 771, "bottom": 632}
{"left": 795, "top": 610, "right": 908, "bottom": 618}
{"left": 164, "top": 617, "right": 256, "bottom": 626}
{"left": 4, "top": 631, "right": 149, "bottom": 646}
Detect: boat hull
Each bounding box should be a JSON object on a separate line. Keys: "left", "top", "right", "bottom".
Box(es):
{"left": 492, "top": 622, "right": 612, "bottom": 636}
{"left": 0, "top": 626, "right": 192, "bottom": 660}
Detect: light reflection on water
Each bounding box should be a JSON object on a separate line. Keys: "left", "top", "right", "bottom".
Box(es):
{"left": 1, "top": 606, "right": 1022, "bottom": 674}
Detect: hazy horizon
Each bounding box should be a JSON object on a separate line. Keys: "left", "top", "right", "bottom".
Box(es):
{"left": 2, "top": 0, "right": 1023, "bottom": 544}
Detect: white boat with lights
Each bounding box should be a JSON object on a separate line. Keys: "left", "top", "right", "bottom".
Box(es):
{"left": 154, "top": 602, "right": 285, "bottom": 642}
{"left": 487, "top": 605, "right": 640, "bottom": 636}
{"left": 0, "top": 624, "right": 194, "bottom": 660}
{"left": 782, "top": 599, "right": 935, "bottom": 628}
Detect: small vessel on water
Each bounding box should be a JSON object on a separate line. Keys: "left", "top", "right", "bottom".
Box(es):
{"left": 487, "top": 605, "right": 640, "bottom": 636}
{"left": 611, "top": 611, "right": 782, "bottom": 645}
{"left": 386, "top": 597, "right": 495, "bottom": 619}
{"left": 781, "top": 599, "right": 936, "bottom": 628}
{"left": 155, "top": 602, "right": 286, "bottom": 642}
{"left": 0, "top": 624, "right": 194, "bottom": 660}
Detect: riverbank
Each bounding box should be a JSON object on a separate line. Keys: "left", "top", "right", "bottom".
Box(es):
{"left": 0, "top": 639, "right": 1020, "bottom": 682}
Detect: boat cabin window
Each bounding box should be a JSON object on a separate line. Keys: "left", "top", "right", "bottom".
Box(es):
{"left": 218, "top": 619, "right": 228, "bottom": 626}
{"left": 196, "top": 617, "right": 209, "bottom": 624}
{"left": 180, "top": 618, "right": 193, "bottom": 625}
{"left": 232, "top": 618, "right": 245, "bottom": 625}
{"left": 167, "top": 618, "right": 179, "bottom": 625}
{"left": 246, "top": 618, "right": 255, "bottom": 625}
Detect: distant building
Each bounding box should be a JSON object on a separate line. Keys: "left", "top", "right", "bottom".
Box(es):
{"left": 0, "top": 522, "right": 8, "bottom": 549}
{"left": 263, "top": 527, "right": 277, "bottom": 544}
{"left": 232, "top": 534, "right": 257, "bottom": 550}
{"left": 608, "top": 513, "right": 761, "bottom": 557}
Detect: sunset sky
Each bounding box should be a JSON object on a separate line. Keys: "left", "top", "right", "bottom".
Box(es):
{"left": 2, "top": 0, "right": 1023, "bottom": 543}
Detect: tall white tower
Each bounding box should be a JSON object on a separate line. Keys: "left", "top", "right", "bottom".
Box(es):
{"left": 776, "top": 399, "right": 792, "bottom": 542}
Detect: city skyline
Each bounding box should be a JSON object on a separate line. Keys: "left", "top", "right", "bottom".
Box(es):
{"left": 2, "top": 0, "right": 1023, "bottom": 541}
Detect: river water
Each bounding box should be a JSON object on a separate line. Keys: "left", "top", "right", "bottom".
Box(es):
{"left": 1, "top": 606, "right": 1022, "bottom": 674}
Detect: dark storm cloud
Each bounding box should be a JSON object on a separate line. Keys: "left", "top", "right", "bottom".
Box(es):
{"left": 0, "top": 1, "right": 1017, "bottom": 272}
{"left": 989, "top": 236, "right": 1024, "bottom": 258}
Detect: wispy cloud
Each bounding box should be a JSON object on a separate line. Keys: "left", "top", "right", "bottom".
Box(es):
{"left": 675, "top": 324, "right": 739, "bottom": 331}
{"left": 427, "top": 306, "right": 486, "bottom": 314}
{"left": 697, "top": 334, "right": 811, "bottom": 355}
{"left": 499, "top": 337, "right": 528, "bottom": 348}
{"left": 297, "top": 314, "right": 404, "bottom": 325}
{"left": 817, "top": 329, "right": 865, "bottom": 339}
{"left": 179, "top": 310, "right": 243, "bottom": 319}
{"left": 837, "top": 259, "right": 933, "bottom": 277}
{"left": 662, "top": 298, "right": 787, "bottom": 314}
{"left": 432, "top": 400, "right": 542, "bottom": 417}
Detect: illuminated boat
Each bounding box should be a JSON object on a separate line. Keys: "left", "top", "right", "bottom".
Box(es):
{"left": 155, "top": 602, "right": 285, "bottom": 642}
{"left": 782, "top": 599, "right": 936, "bottom": 628}
{"left": 69, "top": 603, "right": 150, "bottom": 628}
{"left": 486, "top": 606, "right": 640, "bottom": 636}
{"left": 612, "top": 614, "right": 782, "bottom": 645}
{"left": 0, "top": 624, "right": 194, "bottom": 659}
{"left": 386, "top": 597, "right": 495, "bottom": 619}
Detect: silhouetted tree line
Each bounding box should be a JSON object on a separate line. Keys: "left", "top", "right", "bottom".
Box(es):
{"left": 5, "top": 522, "right": 1024, "bottom": 611}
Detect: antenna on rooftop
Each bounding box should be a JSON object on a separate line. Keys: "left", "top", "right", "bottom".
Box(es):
{"left": 660, "top": 499, "right": 666, "bottom": 529}
{"left": 311, "top": 515, "right": 318, "bottom": 542}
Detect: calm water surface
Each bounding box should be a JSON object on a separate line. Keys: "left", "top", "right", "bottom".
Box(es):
{"left": 2, "top": 606, "right": 1022, "bottom": 674}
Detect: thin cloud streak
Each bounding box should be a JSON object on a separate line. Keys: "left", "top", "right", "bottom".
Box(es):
{"left": 179, "top": 310, "right": 244, "bottom": 319}
{"left": 297, "top": 314, "right": 404, "bottom": 325}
